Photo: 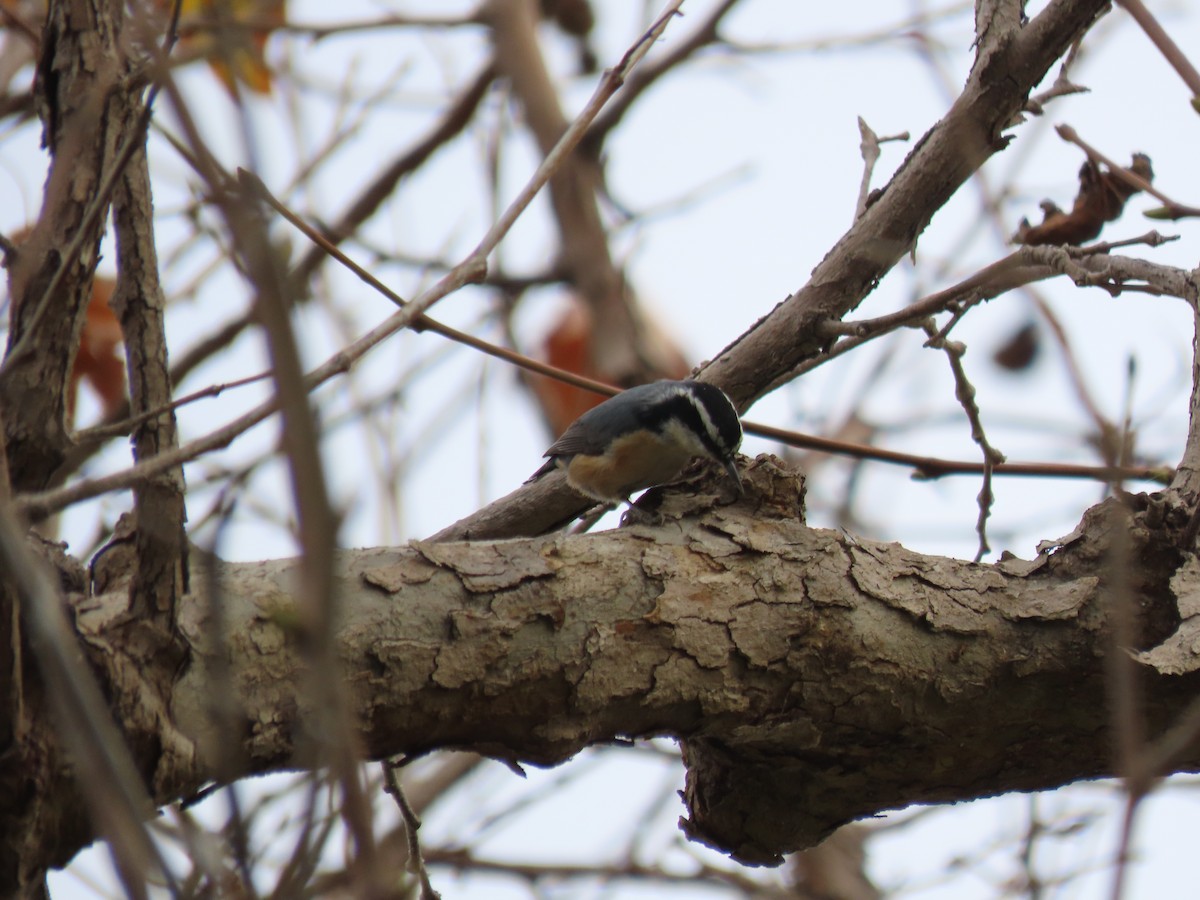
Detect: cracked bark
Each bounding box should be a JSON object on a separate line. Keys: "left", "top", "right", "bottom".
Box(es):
{"left": 4, "top": 458, "right": 1183, "bottom": 885}
{"left": 4, "top": 0, "right": 1197, "bottom": 890}
{"left": 1, "top": 0, "right": 128, "bottom": 492}
{"left": 0, "top": 2, "right": 188, "bottom": 890}
{"left": 111, "top": 128, "right": 188, "bottom": 625}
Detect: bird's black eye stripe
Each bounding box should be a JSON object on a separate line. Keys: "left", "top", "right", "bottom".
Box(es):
{"left": 690, "top": 383, "right": 743, "bottom": 454}
{"left": 638, "top": 388, "right": 741, "bottom": 459}
{"left": 634, "top": 395, "right": 683, "bottom": 432}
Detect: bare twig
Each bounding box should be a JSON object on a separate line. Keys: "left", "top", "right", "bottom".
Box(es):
{"left": 1057, "top": 123, "right": 1200, "bottom": 219}
{"left": 245, "top": 176, "right": 625, "bottom": 399}
{"left": 422, "top": 847, "right": 795, "bottom": 897}
{"left": 900, "top": 13, "right": 1128, "bottom": 486}
{"left": 854, "top": 117, "right": 910, "bottom": 220}
{"left": 487, "top": 0, "right": 692, "bottom": 385}
{"left": 1110, "top": 791, "right": 1140, "bottom": 900}
{"left": 744, "top": 419, "right": 1168, "bottom": 484}
{"left": 1019, "top": 796, "right": 1046, "bottom": 900}
{"left": 289, "top": 61, "right": 498, "bottom": 290}
{"left": 480, "top": 0, "right": 685, "bottom": 264}
{"left": 1115, "top": 0, "right": 1200, "bottom": 100}
{"left": 921, "top": 323, "right": 1006, "bottom": 560}
{"left": 382, "top": 759, "right": 441, "bottom": 900}
{"left": 180, "top": 12, "right": 478, "bottom": 40}
{"left": 13, "top": 2, "right": 692, "bottom": 521}
{"left": 74, "top": 371, "right": 273, "bottom": 445}
{"left": 1024, "top": 34, "right": 1090, "bottom": 115}
{"left": 803, "top": 238, "right": 1185, "bottom": 389}
{"left": 725, "top": 2, "right": 971, "bottom": 55}
{"left": 586, "top": 0, "right": 742, "bottom": 149}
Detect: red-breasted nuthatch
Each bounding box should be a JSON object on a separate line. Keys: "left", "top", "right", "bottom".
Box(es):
{"left": 529, "top": 380, "right": 743, "bottom": 506}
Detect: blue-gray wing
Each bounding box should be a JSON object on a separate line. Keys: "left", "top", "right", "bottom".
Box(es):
{"left": 543, "top": 425, "right": 605, "bottom": 458}
{"left": 525, "top": 418, "right": 608, "bottom": 483}
{"left": 527, "top": 383, "right": 671, "bottom": 482}
{"left": 543, "top": 392, "right": 651, "bottom": 458}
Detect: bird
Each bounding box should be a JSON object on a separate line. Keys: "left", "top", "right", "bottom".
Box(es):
{"left": 528, "top": 380, "right": 744, "bottom": 508}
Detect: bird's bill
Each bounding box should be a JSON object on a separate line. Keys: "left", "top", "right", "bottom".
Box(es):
{"left": 724, "top": 458, "right": 743, "bottom": 495}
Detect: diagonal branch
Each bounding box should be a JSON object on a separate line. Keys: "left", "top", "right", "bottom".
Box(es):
{"left": 584, "top": 0, "right": 743, "bottom": 152}
{"left": 433, "top": 0, "right": 1117, "bottom": 541}
{"left": 56, "top": 463, "right": 1200, "bottom": 873}
{"left": 703, "top": 0, "right": 1114, "bottom": 408}
{"left": 111, "top": 124, "right": 188, "bottom": 623}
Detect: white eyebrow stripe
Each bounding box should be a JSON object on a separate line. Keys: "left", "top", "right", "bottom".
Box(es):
{"left": 681, "top": 391, "right": 724, "bottom": 451}
{"left": 692, "top": 396, "right": 719, "bottom": 444}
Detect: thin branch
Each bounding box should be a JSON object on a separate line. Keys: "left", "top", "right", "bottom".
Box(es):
{"left": 12, "top": 0, "right": 692, "bottom": 521}
{"left": 1056, "top": 123, "right": 1200, "bottom": 219}
{"left": 244, "top": 175, "right": 625, "bottom": 400}
{"left": 790, "top": 234, "right": 1179, "bottom": 395}
{"left": 1019, "top": 796, "right": 1046, "bottom": 900}
{"left": 1109, "top": 791, "right": 1140, "bottom": 900}
{"left": 1115, "top": 0, "right": 1200, "bottom": 99}
{"left": 743, "top": 419, "right": 1168, "bottom": 484}
{"left": 382, "top": 760, "right": 441, "bottom": 900}
{"left": 170, "top": 11, "right": 479, "bottom": 41}
{"left": 421, "top": 848, "right": 794, "bottom": 898}
{"left": 477, "top": 0, "right": 685, "bottom": 265}
{"left": 289, "top": 61, "right": 498, "bottom": 290}
{"left": 854, "top": 117, "right": 910, "bottom": 221}
{"left": 725, "top": 2, "right": 972, "bottom": 55}
{"left": 922, "top": 323, "right": 1005, "bottom": 560}
{"left": 585, "top": 0, "right": 742, "bottom": 150}
{"left": 74, "top": 371, "right": 273, "bottom": 445}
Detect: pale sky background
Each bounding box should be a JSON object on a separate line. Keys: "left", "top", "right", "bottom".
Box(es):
{"left": 3, "top": 0, "right": 1200, "bottom": 896}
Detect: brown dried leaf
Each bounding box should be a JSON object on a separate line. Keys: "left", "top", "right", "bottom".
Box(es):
{"left": 1013, "top": 153, "right": 1153, "bottom": 246}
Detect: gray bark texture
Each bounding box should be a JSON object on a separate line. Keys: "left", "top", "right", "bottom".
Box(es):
{"left": 65, "top": 460, "right": 1200, "bottom": 870}
{"left": 10, "top": 0, "right": 1200, "bottom": 893}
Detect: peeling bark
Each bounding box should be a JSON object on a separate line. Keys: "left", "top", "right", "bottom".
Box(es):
{"left": 0, "top": 2, "right": 189, "bottom": 889}
{"left": 111, "top": 133, "right": 188, "bottom": 626}
{"left": 1, "top": 0, "right": 130, "bottom": 491}
{"left": 3, "top": 0, "right": 1194, "bottom": 891}
{"left": 0, "top": 458, "right": 1184, "bottom": 886}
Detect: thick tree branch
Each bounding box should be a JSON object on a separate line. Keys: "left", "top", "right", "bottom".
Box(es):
{"left": 9, "top": 459, "right": 1187, "bottom": 882}
{"left": 435, "top": 0, "right": 1116, "bottom": 542}
{"left": 0, "top": 0, "right": 128, "bottom": 491}
{"left": 704, "top": 0, "right": 1112, "bottom": 407}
